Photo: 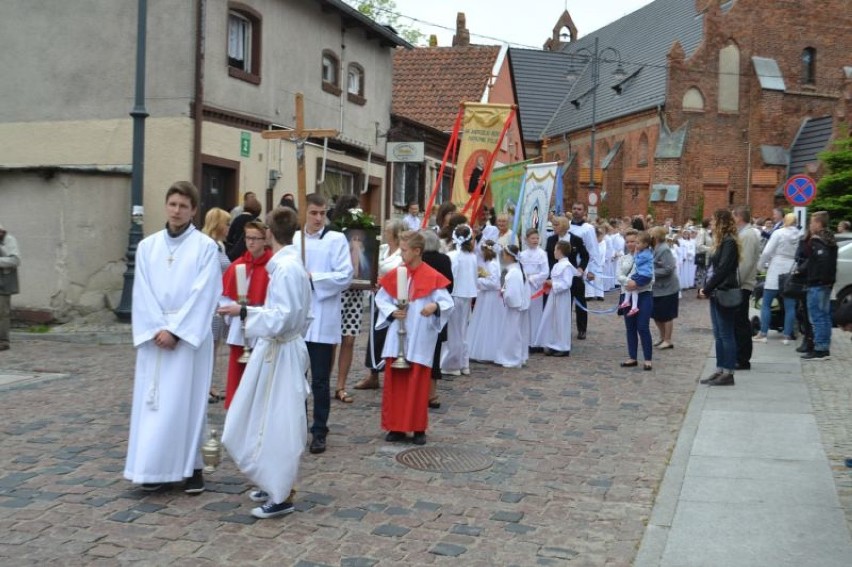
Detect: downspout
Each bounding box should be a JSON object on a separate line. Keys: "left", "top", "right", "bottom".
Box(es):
{"left": 192, "top": 0, "right": 206, "bottom": 192}
{"left": 360, "top": 148, "right": 372, "bottom": 194}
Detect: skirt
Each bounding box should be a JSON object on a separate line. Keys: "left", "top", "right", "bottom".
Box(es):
{"left": 652, "top": 292, "right": 679, "bottom": 322}
{"left": 341, "top": 289, "right": 365, "bottom": 336}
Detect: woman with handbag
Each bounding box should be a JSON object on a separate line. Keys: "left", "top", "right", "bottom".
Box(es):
{"left": 698, "top": 209, "right": 741, "bottom": 386}
{"left": 754, "top": 213, "right": 800, "bottom": 344}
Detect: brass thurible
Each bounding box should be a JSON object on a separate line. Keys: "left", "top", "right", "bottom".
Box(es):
{"left": 391, "top": 299, "right": 410, "bottom": 369}
{"left": 202, "top": 429, "right": 222, "bottom": 473}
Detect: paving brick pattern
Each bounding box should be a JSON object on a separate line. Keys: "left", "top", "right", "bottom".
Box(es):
{"left": 1, "top": 296, "right": 722, "bottom": 565}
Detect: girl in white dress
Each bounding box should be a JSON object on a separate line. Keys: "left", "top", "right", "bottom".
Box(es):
{"left": 519, "top": 228, "right": 548, "bottom": 352}
{"left": 441, "top": 225, "right": 479, "bottom": 375}
{"left": 467, "top": 240, "right": 502, "bottom": 363}
{"left": 536, "top": 240, "right": 577, "bottom": 356}
{"left": 494, "top": 245, "right": 531, "bottom": 368}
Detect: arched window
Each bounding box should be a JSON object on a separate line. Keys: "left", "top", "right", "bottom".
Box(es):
{"left": 801, "top": 47, "right": 816, "bottom": 85}
{"left": 347, "top": 63, "right": 366, "bottom": 105}
{"left": 321, "top": 49, "right": 341, "bottom": 95}
{"left": 637, "top": 133, "right": 649, "bottom": 166}
{"left": 683, "top": 87, "right": 705, "bottom": 111}
{"left": 718, "top": 43, "right": 740, "bottom": 113}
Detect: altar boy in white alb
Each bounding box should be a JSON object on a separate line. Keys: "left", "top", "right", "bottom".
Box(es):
{"left": 125, "top": 181, "right": 223, "bottom": 494}
{"left": 221, "top": 207, "right": 312, "bottom": 519}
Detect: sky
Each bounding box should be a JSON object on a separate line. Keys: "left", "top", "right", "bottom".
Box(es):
{"left": 390, "top": 0, "right": 657, "bottom": 48}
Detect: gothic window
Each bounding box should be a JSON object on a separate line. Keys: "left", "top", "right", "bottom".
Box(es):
{"left": 347, "top": 63, "right": 366, "bottom": 105}
{"left": 637, "top": 133, "right": 649, "bottom": 167}
{"left": 718, "top": 43, "right": 740, "bottom": 113}
{"left": 682, "top": 87, "right": 705, "bottom": 111}
{"left": 801, "top": 47, "right": 816, "bottom": 85}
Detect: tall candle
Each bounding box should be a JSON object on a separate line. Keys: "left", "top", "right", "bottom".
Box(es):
{"left": 396, "top": 266, "right": 408, "bottom": 301}
{"left": 235, "top": 264, "right": 248, "bottom": 297}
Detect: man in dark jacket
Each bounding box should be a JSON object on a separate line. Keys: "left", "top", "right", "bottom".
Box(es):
{"left": 545, "top": 216, "right": 589, "bottom": 336}
{"left": 800, "top": 211, "right": 838, "bottom": 360}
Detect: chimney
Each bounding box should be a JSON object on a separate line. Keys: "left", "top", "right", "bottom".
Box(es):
{"left": 452, "top": 12, "right": 470, "bottom": 47}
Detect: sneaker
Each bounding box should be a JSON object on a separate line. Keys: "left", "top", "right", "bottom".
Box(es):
{"left": 251, "top": 500, "right": 295, "bottom": 519}
{"left": 801, "top": 350, "right": 830, "bottom": 361}
{"left": 184, "top": 469, "right": 205, "bottom": 495}
{"left": 249, "top": 489, "right": 269, "bottom": 503}
{"left": 707, "top": 372, "right": 735, "bottom": 386}
{"left": 461, "top": 367, "right": 471, "bottom": 375}
{"left": 796, "top": 341, "right": 813, "bottom": 353}
{"left": 752, "top": 334, "right": 767, "bottom": 343}
{"left": 700, "top": 371, "right": 722, "bottom": 385}
{"left": 782, "top": 335, "right": 792, "bottom": 345}
{"left": 442, "top": 369, "right": 461, "bottom": 376}
{"left": 309, "top": 434, "right": 327, "bottom": 454}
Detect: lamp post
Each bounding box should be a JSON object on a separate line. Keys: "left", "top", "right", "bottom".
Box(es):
{"left": 114, "top": 0, "right": 149, "bottom": 322}
{"left": 569, "top": 37, "right": 626, "bottom": 193}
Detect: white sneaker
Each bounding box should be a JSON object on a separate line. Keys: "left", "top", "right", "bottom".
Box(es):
{"left": 249, "top": 489, "right": 269, "bottom": 502}
{"left": 461, "top": 367, "right": 471, "bottom": 375}
{"left": 442, "top": 369, "right": 461, "bottom": 376}
{"left": 251, "top": 500, "right": 294, "bottom": 519}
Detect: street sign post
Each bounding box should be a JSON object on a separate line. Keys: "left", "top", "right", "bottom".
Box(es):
{"left": 794, "top": 206, "right": 807, "bottom": 231}
{"left": 783, "top": 174, "right": 817, "bottom": 207}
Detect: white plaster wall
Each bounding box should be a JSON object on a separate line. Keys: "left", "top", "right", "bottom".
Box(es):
{"left": 0, "top": 172, "right": 130, "bottom": 320}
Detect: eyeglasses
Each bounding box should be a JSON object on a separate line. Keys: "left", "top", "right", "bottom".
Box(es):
{"left": 245, "top": 236, "right": 266, "bottom": 242}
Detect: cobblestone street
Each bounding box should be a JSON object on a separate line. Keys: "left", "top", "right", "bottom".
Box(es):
{"left": 0, "top": 294, "right": 836, "bottom": 566}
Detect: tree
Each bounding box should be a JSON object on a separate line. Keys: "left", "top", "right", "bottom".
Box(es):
{"left": 347, "top": 0, "right": 424, "bottom": 45}
{"left": 811, "top": 132, "right": 852, "bottom": 224}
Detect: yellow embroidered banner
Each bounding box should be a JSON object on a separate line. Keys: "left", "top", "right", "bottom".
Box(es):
{"left": 452, "top": 103, "right": 514, "bottom": 207}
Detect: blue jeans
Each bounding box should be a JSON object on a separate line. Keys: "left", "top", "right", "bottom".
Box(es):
{"left": 760, "top": 288, "right": 797, "bottom": 337}
{"left": 806, "top": 286, "right": 832, "bottom": 351}
{"left": 624, "top": 291, "right": 653, "bottom": 361}
{"left": 710, "top": 299, "right": 737, "bottom": 371}
{"left": 306, "top": 342, "right": 333, "bottom": 436}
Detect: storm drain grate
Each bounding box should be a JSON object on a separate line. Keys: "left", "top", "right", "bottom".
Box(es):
{"left": 395, "top": 446, "right": 493, "bottom": 473}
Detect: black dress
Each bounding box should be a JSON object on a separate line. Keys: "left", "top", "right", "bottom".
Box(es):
{"left": 422, "top": 251, "right": 454, "bottom": 379}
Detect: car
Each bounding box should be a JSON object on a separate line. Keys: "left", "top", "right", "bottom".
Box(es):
{"left": 836, "top": 232, "right": 852, "bottom": 246}
{"left": 831, "top": 240, "right": 852, "bottom": 314}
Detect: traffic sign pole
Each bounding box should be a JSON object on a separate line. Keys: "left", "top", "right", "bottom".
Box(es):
{"left": 794, "top": 206, "right": 807, "bottom": 231}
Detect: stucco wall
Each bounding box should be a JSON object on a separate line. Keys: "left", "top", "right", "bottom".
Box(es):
{"left": 0, "top": 172, "right": 130, "bottom": 320}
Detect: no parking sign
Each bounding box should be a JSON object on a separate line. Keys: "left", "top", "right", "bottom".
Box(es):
{"left": 784, "top": 174, "right": 817, "bottom": 207}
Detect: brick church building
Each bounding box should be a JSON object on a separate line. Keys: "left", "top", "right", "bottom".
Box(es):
{"left": 510, "top": 0, "right": 851, "bottom": 222}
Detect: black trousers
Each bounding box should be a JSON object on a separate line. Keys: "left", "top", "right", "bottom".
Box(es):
{"left": 571, "top": 276, "right": 587, "bottom": 333}
{"left": 733, "top": 289, "right": 753, "bottom": 366}
{"left": 306, "top": 342, "right": 333, "bottom": 436}
{"left": 364, "top": 304, "right": 388, "bottom": 372}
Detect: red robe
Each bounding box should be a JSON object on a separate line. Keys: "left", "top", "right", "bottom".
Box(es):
{"left": 379, "top": 262, "right": 450, "bottom": 433}
{"left": 222, "top": 248, "right": 272, "bottom": 408}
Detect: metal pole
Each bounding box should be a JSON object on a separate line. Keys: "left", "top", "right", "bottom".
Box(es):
{"left": 589, "top": 36, "right": 598, "bottom": 191}
{"left": 115, "top": 0, "right": 149, "bottom": 322}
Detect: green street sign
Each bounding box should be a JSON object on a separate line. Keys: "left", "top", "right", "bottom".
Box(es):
{"left": 240, "top": 132, "right": 251, "bottom": 157}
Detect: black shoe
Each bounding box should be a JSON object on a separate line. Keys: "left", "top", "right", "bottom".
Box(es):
{"left": 801, "top": 350, "right": 830, "bottom": 361}
{"left": 700, "top": 371, "right": 722, "bottom": 385}
{"left": 184, "top": 469, "right": 205, "bottom": 495}
{"left": 141, "top": 483, "right": 163, "bottom": 492}
{"left": 385, "top": 431, "right": 406, "bottom": 443}
{"left": 734, "top": 362, "right": 751, "bottom": 371}
{"left": 543, "top": 347, "right": 552, "bottom": 356}
{"left": 412, "top": 432, "right": 426, "bottom": 445}
{"left": 551, "top": 350, "right": 570, "bottom": 357}
{"left": 620, "top": 360, "right": 638, "bottom": 368}
{"left": 796, "top": 341, "right": 813, "bottom": 353}
{"left": 309, "top": 434, "right": 327, "bottom": 454}
{"left": 707, "top": 372, "right": 735, "bottom": 386}
{"left": 577, "top": 331, "right": 586, "bottom": 340}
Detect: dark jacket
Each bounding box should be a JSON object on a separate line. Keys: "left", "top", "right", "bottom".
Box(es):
{"left": 802, "top": 231, "right": 838, "bottom": 286}
{"left": 225, "top": 212, "right": 258, "bottom": 261}
{"left": 422, "top": 250, "right": 453, "bottom": 342}
{"left": 704, "top": 236, "right": 739, "bottom": 293}
{"left": 545, "top": 233, "right": 589, "bottom": 272}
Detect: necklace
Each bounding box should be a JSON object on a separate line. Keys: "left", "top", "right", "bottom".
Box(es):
{"left": 164, "top": 234, "right": 188, "bottom": 267}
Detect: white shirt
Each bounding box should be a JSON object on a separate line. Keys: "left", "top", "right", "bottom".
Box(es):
{"left": 447, "top": 249, "right": 479, "bottom": 298}
{"left": 403, "top": 214, "right": 421, "bottom": 232}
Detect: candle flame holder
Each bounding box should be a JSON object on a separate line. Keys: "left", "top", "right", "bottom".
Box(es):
{"left": 391, "top": 299, "right": 410, "bottom": 370}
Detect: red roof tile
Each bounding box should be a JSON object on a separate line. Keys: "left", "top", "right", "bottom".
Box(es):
{"left": 393, "top": 46, "right": 501, "bottom": 132}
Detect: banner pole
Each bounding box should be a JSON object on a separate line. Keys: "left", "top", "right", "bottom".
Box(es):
{"left": 422, "top": 105, "right": 464, "bottom": 228}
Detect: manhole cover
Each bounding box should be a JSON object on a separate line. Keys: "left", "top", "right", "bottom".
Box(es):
{"left": 396, "top": 446, "right": 493, "bottom": 473}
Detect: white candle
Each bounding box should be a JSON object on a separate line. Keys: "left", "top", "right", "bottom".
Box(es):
{"left": 235, "top": 264, "right": 248, "bottom": 297}
{"left": 396, "top": 266, "right": 408, "bottom": 301}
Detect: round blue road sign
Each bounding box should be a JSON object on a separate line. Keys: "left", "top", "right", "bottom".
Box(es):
{"left": 783, "top": 174, "right": 817, "bottom": 206}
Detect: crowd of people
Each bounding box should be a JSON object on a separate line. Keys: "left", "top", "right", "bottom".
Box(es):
{"left": 119, "top": 180, "right": 847, "bottom": 521}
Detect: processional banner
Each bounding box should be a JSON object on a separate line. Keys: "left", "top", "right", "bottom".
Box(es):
{"left": 452, "top": 103, "right": 514, "bottom": 206}
{"left": 513, "top": 162, "right": 559, "bottom": 243}
{"left": 489, "top": 161, "right": 530, "bottom": 216}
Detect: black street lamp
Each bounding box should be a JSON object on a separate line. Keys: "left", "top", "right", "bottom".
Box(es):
{"left": 568, "top": 37, "right": 626, "bottom": 192}
{"left": 115, "top": 0, "right": 149, "bottom": 322}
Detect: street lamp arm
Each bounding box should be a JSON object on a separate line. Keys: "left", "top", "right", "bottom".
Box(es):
{"left": 598, "top": 46, "right": 622, "bottom": 64}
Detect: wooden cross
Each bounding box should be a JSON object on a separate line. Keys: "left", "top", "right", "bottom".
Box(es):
{"left": 261, "top": 92, "right": 338, "bottom": 223}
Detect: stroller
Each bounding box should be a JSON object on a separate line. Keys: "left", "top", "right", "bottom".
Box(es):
{"left": 750, "top": 274, "right": 794, "bottom": 337}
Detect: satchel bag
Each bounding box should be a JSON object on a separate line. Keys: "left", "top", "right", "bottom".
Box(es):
{"left": 714, "top": 268, "right": 742, "bottom": 309}
{"left": 779, "top": 266, "right": 807, "bottom": 300}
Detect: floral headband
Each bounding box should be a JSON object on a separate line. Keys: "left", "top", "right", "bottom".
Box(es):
{"left": 452, "top": 225, "right": 473, "bottom": 248}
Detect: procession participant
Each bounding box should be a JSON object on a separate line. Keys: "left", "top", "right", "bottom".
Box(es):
{"left": 376, "top": 231, "right": 453, "bottom": 445}
{"left": 519, "top": 228, "right": 549, "bottom": 352}
{"left": 420, "top": 229, "right": 453, "bottom": 408}
{"left": 535, "top": 240, "right": 577, "bottom": 357}
{"left": 439, "top": 213, "right": 468, "bottom": 253}
{"left": 201, "top": 207, "right": 232, "bottom": 403}
{"left": 356, "top": 219, "right": 405, "bottom": 390}
{"left": 467, "top": 240, "right": 502, "bottom": 363}
{"left": 292, "top": 193, "right": 353, "bottom": 454}
{"left": 495, "top": 213, "right": 518, "bottom": 250}
{"left": 226, "top": 196, "right": 262, "bottom": 261}
{"left": 220, "top": 207, "right": 312, "bottom": 520}
{"left": 494, "top": 244, "right": 531, "bottom": 368}
{"left": 0, "top": 221, "right": 21, "bottom": 352}
{"left": 568, "top": 203, "right": 598, "bottom": 339}
{"left": 403, "top": 201, "right": 422, "bottom": 232}
{"left": 221, "top": 220, "right": 273, "bottom": 408}
{"left": 441, "top": 225, "right": 477, "bottom": 376}
{"left": 585, "top": 226, "right": 606, "bottom": 301}
{"left": 124, "top": 181, "right": 222, "bottom": 494}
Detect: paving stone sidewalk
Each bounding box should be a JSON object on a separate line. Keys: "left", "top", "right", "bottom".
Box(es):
{"left": 0, "top": 295, "right": 737, "bottom": 565}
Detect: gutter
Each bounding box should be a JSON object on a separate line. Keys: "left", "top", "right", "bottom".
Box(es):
{"left": 192, "top": 0, "right": 206, "bottom": 190}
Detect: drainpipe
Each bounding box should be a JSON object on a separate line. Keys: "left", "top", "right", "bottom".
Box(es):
{"left": 192, "top": 0, "right": 206, "bottom": 192}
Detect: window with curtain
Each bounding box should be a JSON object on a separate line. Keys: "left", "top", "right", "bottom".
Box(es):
{"left": 393, "top": 163, "right": 421, "bottom": 208}
{"left": 318, "top": 167, "right": 355, "bottom": 201}
{"left": 347, "top": 64, "right": 364, "bottom": 96}
{"left": 228, "top": 12, "right": 251, "bottom": 71}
